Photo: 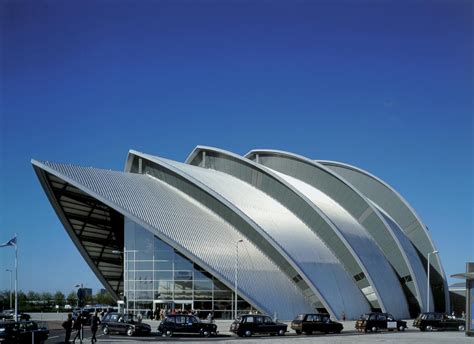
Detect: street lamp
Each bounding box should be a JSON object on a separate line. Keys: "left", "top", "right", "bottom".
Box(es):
{"left": 74, "top": 283, "right": 84, "bottom": 308}
{"left": 427, "top": 250, "right": 439, "bottom": 312}
{"left": 234, "top": 239, "right": 243, "bottom": 320}
{"left": 5, "top": 269, "right": 12, "bottom": 309}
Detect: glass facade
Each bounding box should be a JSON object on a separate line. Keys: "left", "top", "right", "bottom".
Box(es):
{"left": 124, "top": 218, "right": 254, "bottom": 319}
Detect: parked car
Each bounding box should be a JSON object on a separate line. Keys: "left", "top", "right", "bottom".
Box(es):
{"left": 157, "top": 314, "right": 217, "bottom": 337}
{"left": 230, "top": 314, "right": 287, "bottom": 337}
{"left": 72, "top": 309, "right": 91, "bottom": 326}
{"left": 291, "top": 313, "right": 343, "bottom": 334}
{"left": 101, "top": 312, "right": 151, "bottom": 336}
{"left": 355, "top": 312, "right": 407, "bottom": 332}
{"left": 0, "top": 320, "right": 49, "bottom": 343}
{"left": 413, "top": 312, "right": 465, "bottom": 331}
{"left": 0, "top": 310, "right": 30, "bottom": 321}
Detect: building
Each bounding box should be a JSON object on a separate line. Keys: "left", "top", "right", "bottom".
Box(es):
{"left": 32, "top": 146, "right": 449, "bottom": 320}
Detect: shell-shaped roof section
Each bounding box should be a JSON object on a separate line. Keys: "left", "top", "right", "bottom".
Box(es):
{"left": 245, "top": 149, "right": 427, "bottom": 316}
{"left": 134, "top": 151, "right": 371, "bottom": 319}
{"left": 267, "top": 169, "right": 411, "bottom": 316}
{"left": 319, "top": 160, "right": 449, "bottom": 312}
{"left": 31, "top": 160, "right": 312, "bottom": 319}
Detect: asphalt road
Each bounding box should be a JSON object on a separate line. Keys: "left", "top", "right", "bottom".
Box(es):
{"left": 44, "top": 326, "right": 471, "bottom": 344}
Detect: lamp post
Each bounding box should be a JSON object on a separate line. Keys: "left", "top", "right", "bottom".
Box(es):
{"left": 427, "top": 250, "right": 439, "bottom": 312}
{"left": 234, "top": 239, "right": 243, "bottom": 320}
{"left": 5, "top": 269, "right": 12, "bottom": 309}
{"left": 74, "top": 283, "right": 84, "bottom": 308}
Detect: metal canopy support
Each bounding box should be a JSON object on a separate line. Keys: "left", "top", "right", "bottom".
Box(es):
{"left": 44, "top": 172, "right": 124, "bottom": 297}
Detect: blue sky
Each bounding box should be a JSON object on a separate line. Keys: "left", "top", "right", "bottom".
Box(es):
{"left": 1, "top": 0, "right": 472, "bottom": 296}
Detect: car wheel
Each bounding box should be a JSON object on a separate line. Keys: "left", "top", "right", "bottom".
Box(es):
{"left": 103, "top": 326, "right": 110, "bottom": 335}
{"left": 295, "top": 330, "right": 301, "bottom": 335}
{"left": 277, "top": 329, "right": 285, "bottom": 336}
{"left": 245, "top": 330, "right": 252, "bottom": 337}
{"left": 426, "top": 325, "right": 433, "bottom": 332}
{"left": 398, "top": 326, "right": 405, "bottom": 331}
{"left": 201, "top": 329, "right": 211, "bottom": 337}
{"left": 371, "top": 326, "right": 378, "bottom": 332}
{"left": 166, "top": 330, "right": 173, "bottom": 337}
{"left": 458, "top": 325, "right": 465, "bottom": 331}
{"left": 126, "top": 327, "right": 134, "bottom": 337}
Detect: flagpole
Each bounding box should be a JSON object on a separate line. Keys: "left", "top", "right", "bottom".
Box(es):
{"left": 14, "top": 234, "right": 18, "bottom": 321}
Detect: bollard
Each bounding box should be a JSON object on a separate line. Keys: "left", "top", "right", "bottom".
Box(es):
{"left": 31, "top": 330, "right": 34, "bottom": 344}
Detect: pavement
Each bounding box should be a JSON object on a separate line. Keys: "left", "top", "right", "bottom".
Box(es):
{"left": 28, "top": 314, "right": 471, "bottom": 344}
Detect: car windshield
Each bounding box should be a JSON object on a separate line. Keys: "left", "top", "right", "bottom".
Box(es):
{"left": 294, "top": 314, "right": 305, "bottom": 320}
{"left": 360, "top": 314, "right": 371, "bottom": 320}
{"left": 123, "top": 315, "right": 139, "bottom": 323}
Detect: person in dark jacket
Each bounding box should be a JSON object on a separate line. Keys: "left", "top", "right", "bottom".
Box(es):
{"left": 62, "top": 313, "right": 73, "bottom": 343}
{"left": 72, "top": 313, "right": 82, "bottom": 343}
{"left": 90, "top": 311, "right": 101, "bottom": 343}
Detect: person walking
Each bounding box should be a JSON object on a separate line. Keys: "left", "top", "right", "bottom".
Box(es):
{"left": 62, "top": 313, "right": 73, "bottom": 343}
{"left": 90, "top": 311, "right": 101, "bottom": 343}
{"left": 72, "top": 313, "right": 83, "bottom": 343}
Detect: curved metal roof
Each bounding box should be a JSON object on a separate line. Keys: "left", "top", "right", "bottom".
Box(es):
{"left": 270, "top": 169, "right": 415, "bottom": 314}
{"left": 318, "top": 160, "right": 449, "bottom": 312}
{"left": 32, "top": 160, "right": 312, "bottom": 319}
{"left": 245, "top": 150, "right": 429, "bottom": 315}
{"left": 32, "top": 146, "right": 449, "bottom": 320}
{"left": 135, "top": 151, "right": 371, "bottom": 320}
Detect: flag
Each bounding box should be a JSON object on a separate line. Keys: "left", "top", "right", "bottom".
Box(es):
{"left": 0, "top": 236, "right": 16, "bottom": 248}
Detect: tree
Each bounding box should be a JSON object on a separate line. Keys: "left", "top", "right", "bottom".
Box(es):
{"left": 26, "top": 291, "right": 40, "bottom": 302}
{"left": 40, "top": 292, "right": 52, "bottom": 304}
{"left": 95, "top": 291, "right": 115, "bottom": 306}
{"left": 66, "top": 291, "right": 77, "bottom": 306}
{"left": 53, "top": 291, "right": 65, "bottom": 306}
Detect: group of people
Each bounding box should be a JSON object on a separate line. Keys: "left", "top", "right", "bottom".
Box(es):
{"left": 150, "top": 307, "right": 199, "bottom": 320}
{"left": 62, "top": 311, "right": 101, "bottom": 343}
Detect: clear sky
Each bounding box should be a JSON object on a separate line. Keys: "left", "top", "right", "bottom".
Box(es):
{"left": 1, "top": 0, "right": 472, "bottom": 296}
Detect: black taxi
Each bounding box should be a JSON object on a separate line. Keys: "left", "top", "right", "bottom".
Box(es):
{"left": 157, "top": 314, "right": 217, "bottom": 337}
{"left": 230, "top": 314, "right": 287, "bottom": 337}
{"left": 291, "top": 313, "right": 343, "bottom": 334}
{"left": 413, "top": 312, "right": 465, "bottom": 331}
{"left": 0, "top": 320, "right": 49, "bottom": 343}
{"left": 101, "top": 312, "right": 151, "bottom": 337}
{"left": 355, "top": 312, "right": 407, "bottom": 333}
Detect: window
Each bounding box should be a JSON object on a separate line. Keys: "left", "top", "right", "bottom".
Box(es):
{"left": 187, "top": 316, "right": 198, "bottom": 324}
{"left": 256, "top": 316, "right": 263, "bottom": 324}
{"left": 245, "top": 316, "right": 254, "bottom": 323}
{"left": 264, "top": 316, "right": 273, "bottom": 324}
{"left": 377, "top": 314, "right": 387, "bottom": 321}
{"left": 175, "top": 316, "right": 186, "bottom": 324}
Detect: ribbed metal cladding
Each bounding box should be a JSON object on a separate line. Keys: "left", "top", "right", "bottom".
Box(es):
{"left": 135, "top": 153, "right": 371, "bottom": 320}
{"left": 267, "top": 168, "right": 410, "bottom": 317}
{"left": 32, "top": 160, "right": 312, "bottom": 320}
{"left": 243, "top": 150, "right": 425, "bottom": 317}
{"left": 320, "top": 161, "right": 449, "bottom": 312}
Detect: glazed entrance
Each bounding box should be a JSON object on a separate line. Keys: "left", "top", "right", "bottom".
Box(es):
{"left": 124, "top": 218, "right": 256, "bottom": 319}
